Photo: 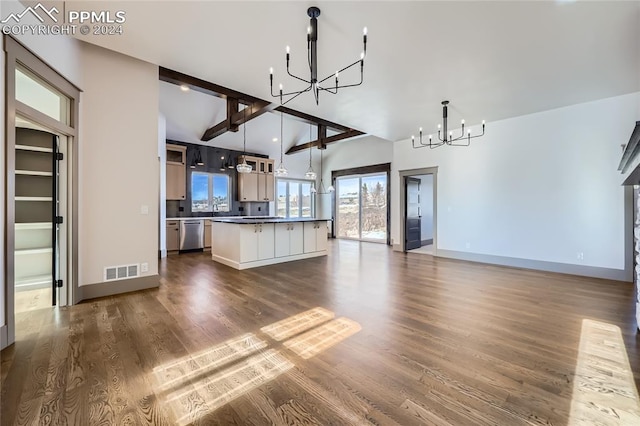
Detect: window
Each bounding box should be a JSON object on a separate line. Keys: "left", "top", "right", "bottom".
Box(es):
{"left": 191, "top": 172, "right": 230, "bottom": 212}
{"left": 276, "top": 179, "right": 315, "bottom": 218}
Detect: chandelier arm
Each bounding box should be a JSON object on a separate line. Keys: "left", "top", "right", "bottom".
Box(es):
{"left": 280, "top": 86, "right": 313, "bottom": 106}
{"left": 318, "top": 86, "right": 338, "bottom": 95}
{"left": 286, "top": 67, "right": 312, "bottom": 85}
{"left": 280, "top": 85, "right": 313, "bottom": 98}
{"left": 317, "top": 59, "right": 362, "bottom": 85}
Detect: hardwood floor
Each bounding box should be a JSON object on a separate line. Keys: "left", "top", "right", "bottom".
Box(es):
{"left": 2, "top": 240, "right": 639, "bottom": 425}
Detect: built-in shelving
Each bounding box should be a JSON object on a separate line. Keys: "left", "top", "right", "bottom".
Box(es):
{"left": 16, "top": 170, "right": 53, "bottom": 177}
{"left": 15, "top": 144, "right": 53, "bottom": 153}
{"left": 14, "top": 127, "right": 55, "bottom": 293}
{"left": 15, "top": 196, "right": 53, "bottom": 202}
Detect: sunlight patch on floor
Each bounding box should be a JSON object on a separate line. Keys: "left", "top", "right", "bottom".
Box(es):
{"left": 168, "top": 349, "right": 293, "bottom": 425}
{"left": 152, "top": 333, "right": 267, "bottom": 392}
{"left": 284, "top": 317, "right": 362, "bottom": 359}
{"left": 569, "top": 319, "right": 640, "bottom": 425}
{"left": 260, "top": 307, "right": 335, "bottom": 341}
{"left": 152, "top": 307, "right": 361, "bottom": 423}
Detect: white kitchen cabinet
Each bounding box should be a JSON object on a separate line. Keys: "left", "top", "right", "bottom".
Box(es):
{"left": 275, "top": 222, "right": 304, "bottom": 258}
{"left": 239, "top": 223, "right": 274, "bottom": 262}
{"left": 211, "top": 220, "right": 328, "bottom": 270}
{"left": 304, "top": 221, "right": 328, "bottom": 253}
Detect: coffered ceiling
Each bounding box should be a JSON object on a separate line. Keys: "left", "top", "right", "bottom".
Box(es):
{"left": 72, "top": 1, "right": 640, "bottom": 143}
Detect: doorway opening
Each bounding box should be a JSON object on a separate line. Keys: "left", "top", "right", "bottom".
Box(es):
{"left": 399, "top": 167, "right": 438, "bottom": 255}
{"left": 3, "top": 36, "right": 80, "bottom": 350}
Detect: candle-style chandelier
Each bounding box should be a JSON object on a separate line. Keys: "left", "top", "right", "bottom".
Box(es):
{"left": 269, "top": 6, "right": 368, "bottom": 105}
{"left": 412, "top": 101, "right": 486, "bottom": 149}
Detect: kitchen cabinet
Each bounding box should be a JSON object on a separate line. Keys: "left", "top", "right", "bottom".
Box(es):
{"left": 304, "top": 221, "right": 328, "bottom": 253}
{"left": 258, "top": 173, "right": 275, "bottom": 201}
{"left": 239, "top": 223, "right": 274, "bottom": 262}
{"left": 166, "top": 220, "right": 180, "bottom": 251}
{"left": 237, "top": 155, "right": 275, "bottom": 202}
{"left": 211, "top": 219, "right": 328, "bottom": 270}
{"left": 204, "top": 221, "right": 212, "bottom": 248}
{"left": 274, "top": 222, "right": 304, "bottom": 257}
{"left": 238, "top": 172, "right": 259, "bottom": 201}
{"left": 166, "top": 144, "right": 186, "bottom": 200}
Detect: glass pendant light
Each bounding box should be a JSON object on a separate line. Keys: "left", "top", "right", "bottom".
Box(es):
{"left": 305, "top": 123, "right": 317, "bottom": 180}
{"left": 236, "top": 106, "right": 253, "bottom": 174}
{"left": 274, "top": 111, "right": 288, "bottom": 177}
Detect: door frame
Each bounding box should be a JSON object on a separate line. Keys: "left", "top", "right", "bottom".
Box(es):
{"left": 398, "top": 167, "right": 438, "bottom": 253}
{"left": 3, "top": 36, "right": 81, "bottom": 349}
{"left": 331, "top": 163, "right": 391, "bottom": 245}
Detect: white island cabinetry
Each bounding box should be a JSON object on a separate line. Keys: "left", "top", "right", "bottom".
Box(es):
{"left": 211, "top": 218, "right": 328, "bottom": 270}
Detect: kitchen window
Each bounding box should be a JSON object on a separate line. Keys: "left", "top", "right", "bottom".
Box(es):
{"left": 276, "top": 178, "right": 315, "bottom": 218}
{"left": 191, "top": 172, "right": 230, "bottom": 212}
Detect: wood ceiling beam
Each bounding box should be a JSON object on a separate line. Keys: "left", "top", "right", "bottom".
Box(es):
{"left": 286, "top": 129, "right": 365, "bottom": 155}
{"left": 274, "top": 106, "right": 350, "bottom": 133}
{"left": 201, "top": 99, "right": 270, "bottom": 141}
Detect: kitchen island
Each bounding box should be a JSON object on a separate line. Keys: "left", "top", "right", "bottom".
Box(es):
{"left": 210, "top": 217, "right": 330, "bottom": 270}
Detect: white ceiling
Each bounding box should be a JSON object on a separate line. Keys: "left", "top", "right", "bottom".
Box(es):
{"left": 75, "top": 1, "right": 640, "bottom": 143}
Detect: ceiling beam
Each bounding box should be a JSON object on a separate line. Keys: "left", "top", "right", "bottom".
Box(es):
{"left": 274, "top": 106, "right": 351, "bottom": 133}
{"left": 286, "top": 129, "right": 365, "bottom": 154}
{"left": 159, "top": 67, "right": 266, "bottom": 105}
{"left": 201, "top": 99, "right": 271, "bottom": 141}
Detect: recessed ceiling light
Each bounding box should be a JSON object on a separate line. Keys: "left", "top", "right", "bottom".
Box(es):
{"left": 180, "top": 84, "right": 189, "bottom": 92}
{"left": 272, "top": 137, "right": 278, "bottom": 142}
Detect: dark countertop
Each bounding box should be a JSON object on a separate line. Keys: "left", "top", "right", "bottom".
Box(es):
{"left": 210, "top": 217, "right": 332, "bottom": 224}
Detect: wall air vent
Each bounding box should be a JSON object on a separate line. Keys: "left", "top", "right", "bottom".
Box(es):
{"left": 104, "top": 264, "right": 139, "bottom": 282}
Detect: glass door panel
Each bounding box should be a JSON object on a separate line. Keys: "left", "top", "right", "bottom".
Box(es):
{"left": 361, "top": 174, "right": 387, "bottom": 241}
{"left": 337, "top": 177, "right": 361, "bottom": 239}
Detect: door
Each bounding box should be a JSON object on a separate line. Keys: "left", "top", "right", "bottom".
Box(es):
{"left": 405, "top": 177, "right": 421, "bottom": 250}
{"left": 336, "top": 173, "right": 387, "bottom": 242}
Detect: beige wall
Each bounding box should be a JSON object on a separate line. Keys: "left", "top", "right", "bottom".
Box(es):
{"left": 78, "top": 42, "right": 159, "bottom": 285}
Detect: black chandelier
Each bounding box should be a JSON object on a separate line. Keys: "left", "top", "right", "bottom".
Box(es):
{"left": 412, "top": 101, "right": 486, "bottom": 149}
{"left": 270, "top": 6, "right": 367, "bottom": 105}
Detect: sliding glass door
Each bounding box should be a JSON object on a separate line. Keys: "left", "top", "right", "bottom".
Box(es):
{"left": 336, "top": 173, "right": 387, "bottom": 242}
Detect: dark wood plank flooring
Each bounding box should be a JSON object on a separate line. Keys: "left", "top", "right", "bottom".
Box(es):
{"left": 2, "top": 240, "right": 639, "bottom": 425}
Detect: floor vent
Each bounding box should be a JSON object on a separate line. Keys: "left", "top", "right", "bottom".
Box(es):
{"left": 104, "top": 264, "right": 139, "bottom": 282}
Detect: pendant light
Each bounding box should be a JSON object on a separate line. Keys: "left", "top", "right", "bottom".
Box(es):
{"left": 305, "top": 123, "right": 317, "bottom": 180}
{"left": 274, "top": 111, "right": 288, "bottom": 177}
{"left": 316, "top": 148, "right": 334, "bottom": 194}
{"left": 236, "top": 105, "right": 253, "bottom": 173}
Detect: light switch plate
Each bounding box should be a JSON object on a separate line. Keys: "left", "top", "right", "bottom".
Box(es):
{"left": 141, "top": 262, "right": 149, "bottom": 273}
{"left": 140, "top": 205, "right": 149, "bottom": 215}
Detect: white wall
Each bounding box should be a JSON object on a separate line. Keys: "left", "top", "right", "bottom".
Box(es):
{"left": 416, "top": 174, "right": 434, "bottom": 241}
{"left": 394, "top": 93, "right": 640, "bottom": 273}
{"left": 318, "top": 135, "right": 393, "bottom": 219}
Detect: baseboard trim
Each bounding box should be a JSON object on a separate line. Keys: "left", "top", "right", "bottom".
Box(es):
{"left": 0, "top": 325, "right": 8, "bottom": 350}
{"left": 77, "top": 275, "right": 160, "bottom": 302}
{"left": 212, "top": 251, "right": 327, "bottom": 270}
{"left": 393, "top": 244, "right": 402, "bottom": 252}
{"left": 421, "top": 239, "right": 433, "bottom": 246}
{"left": 436, "top": 249, "right": 631, "bottom": 282}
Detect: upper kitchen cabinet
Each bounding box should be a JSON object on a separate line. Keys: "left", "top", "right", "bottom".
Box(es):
{"left": 166, "top": 144, "right": 186, "bottom": 200}
{"left": 237, "top": 155, "right": 275, "bottom": 202}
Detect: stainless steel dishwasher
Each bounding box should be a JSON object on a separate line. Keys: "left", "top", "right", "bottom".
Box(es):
{"left": 180, "top": 219, "right": 204, "bottom": 251}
